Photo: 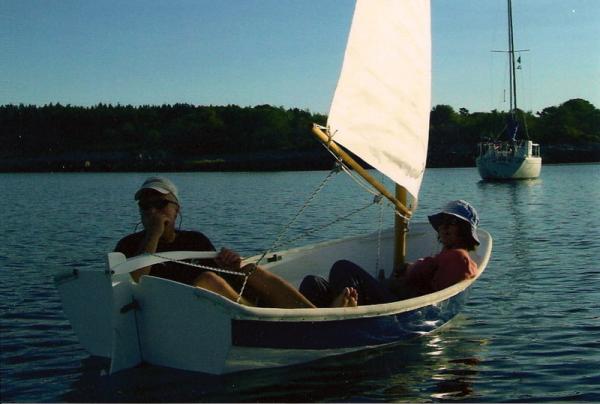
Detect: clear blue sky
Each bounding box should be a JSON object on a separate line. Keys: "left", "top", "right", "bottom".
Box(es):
{"left": 2, "top": 0, "right": 599, "bottom": 114}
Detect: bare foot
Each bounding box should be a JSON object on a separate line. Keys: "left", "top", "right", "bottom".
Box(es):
{"left": 347, "top": 287, "right": 358, "bottom": 305}
{"left": 330, "top": 287, "right": 358, "bottom": 308}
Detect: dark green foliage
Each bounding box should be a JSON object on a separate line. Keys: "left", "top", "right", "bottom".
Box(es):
{"left": 0, "top": 103, "right": 330, "bottom": 170}
{"left": 425, "top": 99, "right": 599, "bottom": 166}
{"left": 534, "top": 99, "right": 600, "bottom": 143}
{"left": 0, "top": 99, "right": 597, "bottom": 171}
{"left": 0, "top": 103, "right": 324, "bottom": 156}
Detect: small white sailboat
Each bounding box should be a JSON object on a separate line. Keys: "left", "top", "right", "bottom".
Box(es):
{"left": 55, "top": 0, "right": 493, "bottom": 375}
{"left": 476, "top": 0, "right": 542, "bottom": 180}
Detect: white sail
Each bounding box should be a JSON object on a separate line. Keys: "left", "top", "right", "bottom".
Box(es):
{"left": 327, "top": 0, "right": 431, "bottom": 199}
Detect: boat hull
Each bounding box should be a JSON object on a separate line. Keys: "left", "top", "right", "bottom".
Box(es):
{"left": 223, "top": 289, "right": 469, "bottom": 373}
{"left": 476, "top": 154, "right": 541, "bottom": 180}
{"left": 55, "top": 223, "right": 492, "bottom": 375}
{"left": 231, "top": 293, "right": 466, "bottom": 350}
{"left": 476, "top": 140, "right": 542, "bottom": 180}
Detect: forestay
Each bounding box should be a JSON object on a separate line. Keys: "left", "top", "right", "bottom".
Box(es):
{"left": 327, "top": 0, "right": 431, "bottom": 199}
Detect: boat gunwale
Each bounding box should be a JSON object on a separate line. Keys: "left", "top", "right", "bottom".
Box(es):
{"left": 130, "top": 228, "right": 492, "bottom": 322}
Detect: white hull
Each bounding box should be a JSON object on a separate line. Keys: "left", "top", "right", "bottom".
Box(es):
{"left": 476, "top": 140, "right": 542, "bottom": 180}
{"left": 476, "top": 155, "right": 541, "bottom": 179}
{"left": 55, "top": 223, "right": 492, "bottom": 375}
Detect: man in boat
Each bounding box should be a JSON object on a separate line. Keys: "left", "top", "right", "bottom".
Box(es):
{"left": 299, "top": 200, "right": 480, "bottom": 306}
{"left": 115, "top": 177, "right": 358, "bottom": 308}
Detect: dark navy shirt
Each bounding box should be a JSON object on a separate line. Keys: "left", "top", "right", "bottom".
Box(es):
{"left": 114, "top": 230, "right": 217, "bottom": 285}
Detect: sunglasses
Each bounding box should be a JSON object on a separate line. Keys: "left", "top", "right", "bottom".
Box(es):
{"left": 138, "top": 199, "right": 178, "bottom": 211}
{"left": 440, "top": 215, "right": 462, "bottom": 226}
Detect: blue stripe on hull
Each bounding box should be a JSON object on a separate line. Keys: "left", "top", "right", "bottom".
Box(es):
{"left": 232, "top": 289, "right": 469, "bottom": 349}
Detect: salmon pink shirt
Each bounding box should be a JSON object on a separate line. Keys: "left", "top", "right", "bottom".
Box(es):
{"left": 405, "top": 248, "right": 478, "bottom": 295}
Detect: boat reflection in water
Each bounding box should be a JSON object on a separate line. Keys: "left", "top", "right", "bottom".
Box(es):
{"left": 63, "top": 322, "right": 485, "bottom": 402}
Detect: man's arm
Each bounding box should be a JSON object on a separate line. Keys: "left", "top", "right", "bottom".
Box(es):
{"left": 130, "top": 211, "right": 170, "bottom": 282}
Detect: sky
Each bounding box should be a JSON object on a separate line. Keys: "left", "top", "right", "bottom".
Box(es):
{"left": 2, "top": 0, "right": 599, "bottom": 114}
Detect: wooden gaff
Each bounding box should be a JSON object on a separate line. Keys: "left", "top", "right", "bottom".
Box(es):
{"left": 313, "top": 124, "right": 412, "bottom": 268}
{"left": 311, "top": 125, "right": 412, "bottom": 218}
{"left": 311, "top": 124, "right": 413, "bottom": 266}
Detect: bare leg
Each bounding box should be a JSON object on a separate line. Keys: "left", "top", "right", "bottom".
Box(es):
{"left": 244, "top": 265, "right": 316, "bottom": 308}
{"left": 193, "top": 272, "right": 254, "bottom": 306}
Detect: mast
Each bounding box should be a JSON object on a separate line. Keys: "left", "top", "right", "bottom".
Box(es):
{"left": 492, "top": 0, "right": 528, "bottom": 119}
{"left": 507, "top": 0, "right": 517, "bottom": 114}
{"left": 506, "top": 0, "right": 532, "bottom": 140}
{"left": 394, "top": 186, "right": 408, "bottom": 268}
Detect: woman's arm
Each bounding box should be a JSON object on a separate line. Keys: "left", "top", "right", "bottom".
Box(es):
{"left": 430, "top": 249, "right": 477, "bottom": 291}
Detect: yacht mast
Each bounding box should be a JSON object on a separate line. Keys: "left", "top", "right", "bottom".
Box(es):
{"left": 508, "top": 0, "right": 517, "bottom": 113}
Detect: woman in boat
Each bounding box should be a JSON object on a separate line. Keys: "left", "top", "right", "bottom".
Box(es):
{"left": 299, "top": 200, "right": 480, "bottom": 306}
{"left": 115, "top": 176, "right": 357, "bottom": 308}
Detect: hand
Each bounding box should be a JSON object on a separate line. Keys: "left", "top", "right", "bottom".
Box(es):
{"left": 216, "top": 248, "right": 242, "bottom": 271}
{"left": 392, "top": 262, "right": 411, "bottom": 278}
{"left": 142, "top": 210, "right": 170, "bottom": 239}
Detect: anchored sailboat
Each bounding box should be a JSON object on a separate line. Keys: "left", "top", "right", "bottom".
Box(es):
{"left": 476, "top": 0, "right": 542, "bottom": 180}
{"left": 55, "top": 0, "right": 492, "bottom": 375}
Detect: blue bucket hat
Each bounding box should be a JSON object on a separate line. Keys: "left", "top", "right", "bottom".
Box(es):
{"left": 428, "top": 200, "right": 480, "bottom": 245}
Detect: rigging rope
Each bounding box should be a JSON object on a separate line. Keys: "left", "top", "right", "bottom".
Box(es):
{"left": 149, "top": 252, "right": 249, "bottom": 303}
{"left": 269, "top": 197, "right": 380, "bottom": 253}
{"left": 146, "top": 126, "right": 409, "bottom": 303}
{"left": 253, "top": 165, "right": 342, "bottom": 266}
{"left": 149, "top": 253, "right": 245, "bottom": 277}
{"left": 149, "top": 162, "right": 384, "bottom": 303}
{"left": 317, "top": 127, "right": 411, "bottom": 221}
{"left": 321, "top": 145, "right": 380, "bottom": 197}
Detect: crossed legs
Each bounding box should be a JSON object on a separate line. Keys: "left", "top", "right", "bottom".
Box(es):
{"left": 300, "top": 260, "right": 396, "bottom": 307}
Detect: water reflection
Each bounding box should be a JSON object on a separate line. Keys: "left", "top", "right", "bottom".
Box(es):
{"left": 8, "top": 166, "right": 599, "bottom": 401}
{"left": 475, "top": 179, "right": 545, "bottom": 296}
{"left": 423, "top": 326, "right": 484, "bottom": 401}
{"left": 61, "top": 320, "right": 485, "bottom": 402}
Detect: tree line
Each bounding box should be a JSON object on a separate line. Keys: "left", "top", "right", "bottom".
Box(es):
{"left": 0, "top": 98, "right": 598, "bottom": 171}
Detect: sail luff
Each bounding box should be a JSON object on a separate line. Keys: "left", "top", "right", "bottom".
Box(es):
{"left": 327, "top": 0, "right": 431, "bottom": 200}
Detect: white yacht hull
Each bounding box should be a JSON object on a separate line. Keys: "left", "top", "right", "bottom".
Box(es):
{"left": 476, "top": 140, "right": 542, "bottom": 180}
{"left": 476, "top": 155, "right": 541, "bottom": 179}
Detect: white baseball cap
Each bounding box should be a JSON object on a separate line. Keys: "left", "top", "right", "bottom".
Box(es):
{"left": 134, "top": 177, "right": 179, "bottom": 202}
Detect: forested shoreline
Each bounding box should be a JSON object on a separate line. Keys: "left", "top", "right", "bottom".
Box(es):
{"left": 1, "top": 98, "right": 598, "bottom": 172}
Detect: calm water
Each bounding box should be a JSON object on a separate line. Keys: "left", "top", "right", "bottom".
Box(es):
{"left": 1, "top": 164, "right": 599, "bottom": 402}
